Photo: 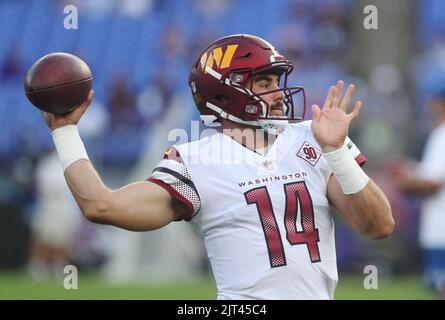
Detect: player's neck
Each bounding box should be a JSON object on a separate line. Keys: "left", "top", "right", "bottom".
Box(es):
{"left": 221, "top": 120, "right": 277, "bottom": 152}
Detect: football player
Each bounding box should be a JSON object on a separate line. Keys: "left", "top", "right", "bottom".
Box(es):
{"left": 43, "top": 34, "right": 394, "bottom": 299}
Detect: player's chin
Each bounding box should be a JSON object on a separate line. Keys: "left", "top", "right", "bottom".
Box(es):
{"left": 270, "top": 111, "right": 286, "bottom": 118}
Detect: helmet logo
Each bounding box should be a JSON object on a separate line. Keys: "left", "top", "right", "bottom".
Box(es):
{"left": 200, "top": 45, "right": 239, "bottom": 74}
{"left": 245, "top": 104, "right": 258, "bottom": 114}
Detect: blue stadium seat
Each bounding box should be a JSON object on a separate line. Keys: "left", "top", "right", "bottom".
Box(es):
{"left": 0, "top": 1, "right": 26, "bottom": 62}
{"left": 17, "top": 0, "right": 52, "bottom": 63}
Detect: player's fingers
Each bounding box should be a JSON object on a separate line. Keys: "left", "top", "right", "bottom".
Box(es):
{"left": 311, "top": 104, "right": 321, "bottom": 122}
{"left": 348, "top": 100, "right": 362, "bottom": 120}
{"left": 322, "top": 86, "right": 336, "bottom": 109}
{"left": 340, "top": 84, "right": 354, "bottom": 112}
{"left": 43, "top": 111, "right": 52, "bottom": 124}
{"left": 76, "top": 90, "right": 94, "bottom": 113}
{"left": 332, "top": 80, "right": 344, "bottom": 109}
{"left": 42, "top": 111, "right": 60, "bottom": 131}
{"left": 84, "top": 89, "right": 94, "bottom": 107}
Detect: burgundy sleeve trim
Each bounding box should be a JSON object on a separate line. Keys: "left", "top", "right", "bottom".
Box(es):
{"left": 355, "top": 154, "right": 367, "bottom": 167}
{"left": 147, "top": 178, "right": 194, "bottom": 221}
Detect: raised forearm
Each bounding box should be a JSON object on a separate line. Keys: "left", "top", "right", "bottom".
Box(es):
{"left": 64, "top": 159, "right": 178, "bottom": 231}
{"left": 43, "top": 94, "right": 178, "bottom": 231}
{"left": 346, "top": 179, "right": 394, "bottom": 239}
{"left": 64, "top": 159, "right": 112, "bottom": 223}
{"left": 50, "top": 123, "right": 112, "bottom": 222}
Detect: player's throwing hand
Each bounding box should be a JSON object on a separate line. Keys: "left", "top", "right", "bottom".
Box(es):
{"left": 43, "top": 90, "right": 94, "bottom": 131}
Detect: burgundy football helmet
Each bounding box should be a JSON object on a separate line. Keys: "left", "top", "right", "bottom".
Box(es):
{"left": 189, "top": 34, "right": 306, "bottom": 134}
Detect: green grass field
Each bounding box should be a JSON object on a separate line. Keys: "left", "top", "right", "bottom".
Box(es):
{"left": 0, "top": 272, "right": 437, "bottom": 300}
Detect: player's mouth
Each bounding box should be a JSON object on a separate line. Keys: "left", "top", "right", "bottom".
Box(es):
{"left": 269, "top": 103, "right": 285, "bottom": 117}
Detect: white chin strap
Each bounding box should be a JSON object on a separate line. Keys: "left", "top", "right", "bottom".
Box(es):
{"left": 256, "top": 97, "right": 289, "bottom": 135}
{"left": 257, "top": 119, "right": 289, "bottom": 135}
{"left": 204, "top": 102, "right": 288, "bottom": 135}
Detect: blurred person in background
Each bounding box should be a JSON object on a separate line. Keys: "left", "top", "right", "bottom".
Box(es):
{"left": 0, "top": 47, "right": 23, "bottom": 82}
{"left": 109, "top": 74, "right": 140, "bottom": 130}
{"left": 27, "top": 149, "right": 80, "bottom": 280}
{"left": 393, "top": 89, "right": 445, "bottom": 298}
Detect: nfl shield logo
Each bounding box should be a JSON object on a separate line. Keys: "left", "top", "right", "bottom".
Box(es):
{"left": 297, "top": 141, "right": 322, "bottom": 166}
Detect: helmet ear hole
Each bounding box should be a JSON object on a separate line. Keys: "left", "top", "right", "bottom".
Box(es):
{"left": 214, "top": 95, "right": 229, "bottom": 103}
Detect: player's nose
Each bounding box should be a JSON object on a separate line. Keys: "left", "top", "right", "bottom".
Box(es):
{"left": 273, "top": 88, "right": 285, "bottom": 102}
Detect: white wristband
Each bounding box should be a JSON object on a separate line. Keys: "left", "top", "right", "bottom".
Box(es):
{"left": 323, "top": 143, "right": 369, "bottom": 194}
{"left": 52, "top": 125, "right": 89, "bottom": 171}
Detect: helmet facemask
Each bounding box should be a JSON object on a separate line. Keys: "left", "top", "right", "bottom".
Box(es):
{"left": 224, "top": 66, "right": 306, "bottom": 135}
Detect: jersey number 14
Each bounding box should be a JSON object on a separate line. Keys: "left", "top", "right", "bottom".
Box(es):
{"left": 245, "top": 181, "right": 321, "bottom": 268}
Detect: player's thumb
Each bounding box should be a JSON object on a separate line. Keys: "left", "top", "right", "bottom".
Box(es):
{"left": 66, "top": 90, "right": 94, "bottom": 124}
{"left": 83, "top": 90, "right": 94, "bottom": 108}
{"left": 77, "top": 90, "right": 94, "bottom": 113}
{"left": 311, "top": 104, "right": 321, "bottom": 122}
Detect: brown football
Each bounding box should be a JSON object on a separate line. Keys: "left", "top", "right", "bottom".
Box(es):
{"left": 24, "top": 52, "right": 93, "bottom": 114}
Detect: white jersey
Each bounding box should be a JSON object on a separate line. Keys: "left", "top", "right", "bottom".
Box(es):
{"left": 417, "top": 123, "right": 445, "bottom": 249}
{"left": 149, "top": 121, "right": 365, "bottom": 300}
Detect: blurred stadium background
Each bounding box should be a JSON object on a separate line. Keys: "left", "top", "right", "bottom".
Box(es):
{"left": 0, "top": 0, "right": 444, "bottom": 299}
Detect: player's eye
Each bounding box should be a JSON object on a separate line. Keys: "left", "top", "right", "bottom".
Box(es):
{"left": 257, "top": 81, "right": 270, "bottom": 89}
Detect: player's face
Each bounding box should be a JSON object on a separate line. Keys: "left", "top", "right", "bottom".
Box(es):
{"left": 250, "top": 73, "right": 285, "bottom": 117}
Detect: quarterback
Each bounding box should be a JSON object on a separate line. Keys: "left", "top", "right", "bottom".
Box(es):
{"left": 43, "top": 34, "right": 394, "bottom": 299}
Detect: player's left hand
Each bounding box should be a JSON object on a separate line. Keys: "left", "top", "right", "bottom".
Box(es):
{"left": 311, "top": 80, "right": 362, "bottom": 153}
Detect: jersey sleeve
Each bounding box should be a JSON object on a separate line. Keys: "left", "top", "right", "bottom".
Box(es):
{"left": 147, "top": 146, "right": 201, "bottom": 221}
{"left": 345, "top": 136, "right": 366, "bottom": 166}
